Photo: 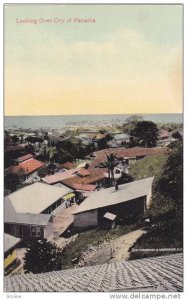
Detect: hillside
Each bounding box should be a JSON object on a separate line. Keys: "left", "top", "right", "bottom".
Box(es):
{"left": 129, "top": 154, "right": 168, "bottom": 180}
{"left": 129, "top": 141, "right": 183, "bottom": 260}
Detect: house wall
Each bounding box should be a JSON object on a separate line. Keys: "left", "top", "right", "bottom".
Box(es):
{"left": 74, "top": 209, "right": 98, "bottom": 228}
{"left": 4, "top": 223, "right": 45, "bottom": 242}
{"left": 98, "top": 197, "right": 146, "bottom": 222}
{"left": 74, "top": 196, "right": 147, "bottom": 229}
{"left": 44, "top": 217, "right": 53, "bottom": 239}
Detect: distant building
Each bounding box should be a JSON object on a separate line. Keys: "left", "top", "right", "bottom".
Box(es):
{"left": 5, "top": 155, "right": 44, "bottom": 181}
{"left": 88, "top": 147, "right": 170, "bottom": 169}
{"left": 108, "top": 133, "right": 130, "bottom": 147}
{"left": 62, "top": 168, "right": 107, "bottom": 189}
{"left": 4, "top": 233, "right": 21, "bottom": 275}
{"left": 77, "top": 133, "right": 96, "bottom": 146}
{"left": 92, "top": 134, "right": 108, "bottom": 149}
{"left": 73, "top": 177, "right": 154, "bottom": 229}
{"left": 15, "top": 153, "right": 34, "bottom": 163}
{"left": 158, "top": 130, "right": 170, "bottom": 140}
{"left": 42, "top": 168, "right": 107, "bottom": 190}
{"left": 42, "top": 169, "right": 79, "bottom": 184}
{"left": 4, "top": 144, "right": 27, "bottom": 154}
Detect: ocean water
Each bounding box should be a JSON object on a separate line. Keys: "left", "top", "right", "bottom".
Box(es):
{"left": 4, "top": 114, "right": 183, "bottom": 130}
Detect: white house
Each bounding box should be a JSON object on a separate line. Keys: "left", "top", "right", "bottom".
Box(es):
{"left": 73, "top": 177, "right": 154, "bottom": 228}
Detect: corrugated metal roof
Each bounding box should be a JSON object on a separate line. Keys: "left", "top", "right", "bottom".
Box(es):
{"left": 4, "top": 197, "right": 51, "bottom": 225}
{"left": 74, "top": 177, "right": 154, "bottom": 214}
{"left": 14, "top": 213, "right": 51, "bottom": 226}
{"left": 5, "top": 182, "right": 73, "bottom": 214}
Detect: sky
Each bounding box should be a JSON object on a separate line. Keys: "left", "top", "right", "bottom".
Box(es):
{"left": 4, "top": 4, "right": 183, "bottom": 116}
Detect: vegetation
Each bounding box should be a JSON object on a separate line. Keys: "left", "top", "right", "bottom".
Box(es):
{"left": 101, "top": 153, "right": 119, "bottom": 186}
{"left": 45, "top": 139, "right": 93, "bottom": 164}
{"left": 129, "top": 141, "right": 183, "bottom": 260}
{"left": 172, "top": 130, "right": 182, "bottom": 140}
{"left": 150, "top": 141, "right": 183, "bottom": 218}
{"left": 157, "top": 122, "right": 182, "bottom": 132}
{"left": 61, "top": 224, "right": 139, "bottom": 269}
{"left": 122, "top": 115, "right": 143, "bottom": 135}
{"left": 130, "top": 121, "right": 159, "bottom": 147}
{"left": 4, "top": 174, "right": 20, "bottom": 193}
{"left": 125, "top": 115, "right": 143, "bottom": 123}
{"left": 129, "top": 155, "right": 168, "bottom": 180}
{"left": 24, "top": 240, "right": 62, "bottom": 274}
{"left": 117, "top": 173, "right": 133, "bottom": 185}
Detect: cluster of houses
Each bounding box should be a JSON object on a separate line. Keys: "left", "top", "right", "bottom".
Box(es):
{"left": 5, "top": 126, "right": 180, "bottom": 275}
{"left": 4, "top": 138, "right": 171, "bottom": 274}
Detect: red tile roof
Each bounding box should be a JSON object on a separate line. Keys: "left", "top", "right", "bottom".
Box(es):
{"left": 71, "top": 183, "right": 96, "bottom": 192}
{"left": 61, "top": 162, "right": 75, "bottom": 170}
{"left": 5, "top": 159, "right": 44, "bottom": 175}
{"left": 16, "top": 154, "right": 34, "bottom": 162}
{"left": 159, "top": 130, "right": 170, "bottom": 139}
{"left": 42, "top": 169, "right": 78, "bottom": 184}
{"left": 93, "top": 134, "right": 107, "bottom": 140}
{"left": 89, "top": 147, "right": 170, "bottom": 169}
{"left": 62, "top": 168, "right": 107, "bottom": 188}
{"left": 76, "top": 168, "right": 90, "bottom": 177}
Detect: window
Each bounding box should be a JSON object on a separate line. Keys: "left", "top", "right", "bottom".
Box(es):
{"left": 30, "top": 226, "right": 41, "bottom": 237}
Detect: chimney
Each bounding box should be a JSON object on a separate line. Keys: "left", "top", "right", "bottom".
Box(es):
{"left": 115, "top": 182, "right": 119, "bottom": 191}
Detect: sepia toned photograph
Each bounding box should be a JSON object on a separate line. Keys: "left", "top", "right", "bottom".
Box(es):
{"left": 3, "top": 3, "right": 183, "bottom": 294}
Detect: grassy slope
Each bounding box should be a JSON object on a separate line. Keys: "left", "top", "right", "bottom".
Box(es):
{"left": 60, "top": 224, "right": 139, "bottom": 269}
{"left": 129, "top": 155, "right": 168, "bottom": 180}
{"left": 128, "top": 153, "right": 183, "bottom": 260}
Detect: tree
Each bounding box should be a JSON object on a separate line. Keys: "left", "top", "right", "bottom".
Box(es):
{"left": 172, "top": 130, "right": 182, "bottom": 141}
{"left": 4, "top": 130, "right": 12, "bottom": 147}
{"left": 4, "top": 173, "right": 20, "bottom": 193}
{"left": 23, "top": 239, "right": 62, "bottom": 274}
{"left": 101, "top": 153, "right": 119, "bottom": 186}
{"left": 11, "top": 135, "right": 19, "bottom": 143}
{"left": 149, "top": 141, "right": 183, "bottom": 242}
{"left": 47, "top": 146, "right": 58, "bottom": 162}
{"left": 130, "top": 121, "right": 159, "bottom": 147}
{"left": 37, "top": 166, "right": 50, "bottom": 178}
{"left": 25, "top": 144, "right": 35, "bottom": 154}
{"left": 126, "top": 115, "right": 143, "bottom": 123}
{"left": 117, "top": 173, "right": 133, "bottom": 185}
{"left": 122, "top": 115, "right": 143, "bottom": 135}
{"left": 153, "top": 141, "right": 183, "bottom": 209}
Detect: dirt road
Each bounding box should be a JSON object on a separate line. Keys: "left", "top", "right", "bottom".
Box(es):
{"left": 110, "top": 229, "right": 146, "bottom": 262}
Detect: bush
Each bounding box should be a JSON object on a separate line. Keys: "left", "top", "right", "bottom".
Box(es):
{"left": 23, "top": 239, "right": 62, "bottom": 274}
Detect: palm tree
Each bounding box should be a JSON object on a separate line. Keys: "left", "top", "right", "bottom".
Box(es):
{"left": 47, "top": 146, "right": 58, "bottom": 163}
{"left": 101, "top": 153, "right": 118, "bottom": 187}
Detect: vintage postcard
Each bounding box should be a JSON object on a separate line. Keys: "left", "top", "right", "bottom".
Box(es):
{"left": 3, "top": 3, "right": 183, "bottom": 296}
